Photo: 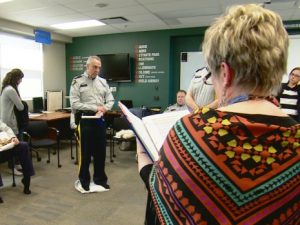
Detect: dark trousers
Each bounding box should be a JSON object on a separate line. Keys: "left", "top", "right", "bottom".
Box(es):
{"left": 7, "top": 131, "right": 23, "bottom": 168}
{"left": 0, "top": 142, "right": 35, "bottom": 178}
{"left": 78, "top": 118, "right": 107, "bottom": 187}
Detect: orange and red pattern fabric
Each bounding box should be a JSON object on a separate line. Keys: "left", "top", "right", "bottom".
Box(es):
{"left": 149, "top": 108, "right": 300, "bottom": 225}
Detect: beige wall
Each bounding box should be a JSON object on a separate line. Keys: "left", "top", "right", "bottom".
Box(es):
{"left": 43, "top": 42, "right": 66, "bottom": 99}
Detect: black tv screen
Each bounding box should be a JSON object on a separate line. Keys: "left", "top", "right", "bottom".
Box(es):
{"left": 97, "top": 53, "right": 131, "bottom": 82}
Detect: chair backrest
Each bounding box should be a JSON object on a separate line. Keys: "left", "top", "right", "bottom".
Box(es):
{"left": 120, "top": 100, "right": 133, "bottom": 109}
{"left": 25, "top": 121, "right": 49, "bottom": 138}
{"left": 113, "top": 117, "right": 131, "bottom": 132}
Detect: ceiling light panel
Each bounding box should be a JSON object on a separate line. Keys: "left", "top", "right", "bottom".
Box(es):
{"left": 0, "top": 0, "right": 13, "bottom": 3}
{"left": 51, "top": 20, "right": 105, "bottom": 30}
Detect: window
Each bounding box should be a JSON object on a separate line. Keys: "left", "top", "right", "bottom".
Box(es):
{"left": 0, "top": 32, "right": 43, "bottom": 99}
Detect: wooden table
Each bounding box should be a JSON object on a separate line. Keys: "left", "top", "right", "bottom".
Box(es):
{"left": 29, "top": 111, "right": 71, "bottom": 121}
{"left": 29, "top": 112, "right": 72, "bottom": 140}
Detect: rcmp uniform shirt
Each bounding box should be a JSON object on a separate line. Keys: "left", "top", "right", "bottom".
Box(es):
{"left": 70, "top": 72, "right": 114, "bottom": 112}
{"left": 164, "top": 103, "right": 188, "bottom": 113}
{"left": 188, "top": 69, "right": 215, "bottom": 107}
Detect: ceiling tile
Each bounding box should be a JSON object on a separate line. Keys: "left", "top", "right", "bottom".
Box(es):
{"left": 0, "top": 0, "right": 299, "bottom": 37}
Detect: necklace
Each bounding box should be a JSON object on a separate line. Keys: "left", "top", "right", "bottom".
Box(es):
{"left": 227, "top": 94, "right": 279, "bottom": 107}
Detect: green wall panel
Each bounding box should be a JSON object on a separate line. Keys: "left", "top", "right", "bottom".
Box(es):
{"left": 66, "top": 27, "right": 207, "bottom": 110}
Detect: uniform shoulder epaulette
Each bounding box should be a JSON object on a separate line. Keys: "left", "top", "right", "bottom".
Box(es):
{"left": 74, "top": 74, "right": 83, "bottom": 79}
{"left": 72, "top": 75, "right": 83, "bottom": 85}
{"left": 194, "top": 67, "right": 208, "bottom": 78}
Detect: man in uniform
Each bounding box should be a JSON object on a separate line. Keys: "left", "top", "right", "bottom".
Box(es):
{"left": 70, "top": 55, "right": 114, "bottom": 192}
{"left": 164, "top": 90, "right": 188, "bottom": 113}
{"left": 185, "top": 67, "right": 217, "bottom": 112}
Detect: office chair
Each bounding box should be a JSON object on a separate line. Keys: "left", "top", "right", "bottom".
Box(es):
{"left": 70, "top": 128, "right": 78, "bottom": 165}
{"left": 23, "top": 121, "right": 61, "bottom": 168}
{"left": 111, "top": 117, "right": 136, "bottom": 162}
{"left": 120, "top": 100, "right": 133, "bottom": 109}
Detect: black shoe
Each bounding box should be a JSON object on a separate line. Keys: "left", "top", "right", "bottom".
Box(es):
{"left": 101, "top": 183, "right": 110, "bottom": 189}
{"left": 94, "top": 182, "right": 110, "bottom": 189}
{"left": 81, "top": 183, "right": 90, "bottom": 191}
{"left": 21, "top": 177, "right": 31, "bottom": 195}
{"left": 0, "top": 196, "right": 3, "bottom": 203}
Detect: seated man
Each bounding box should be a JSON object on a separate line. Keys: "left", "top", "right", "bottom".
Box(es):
{"left": 164, "top": 90, "right": 188, "bottom": 113}
{"left": 0, "top": 120, "right": 35, "bottom": 196}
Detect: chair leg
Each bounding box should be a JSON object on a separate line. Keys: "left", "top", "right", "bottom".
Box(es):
{"left": 111, "top": 139, "right": 114, "bottom": 163}
{"left": 30, "top": 148, "right": 41, "bottom": 162}
{"left": 11, "top": 157, "right": 16, "bottom": 187}
{"left": 47, "top": 148, "right": 50, "bottom": 163}
{"left": 36, "top": 150, "right": 41, "bottom": 161}
{"left": 74, "top": 140, "right": 78, "bottom": 165}
{"left": 57, "top": 141, "right": 61, "bottom": 168}
{"left": 70, "top": 137, "right": 74, "bottom": 160}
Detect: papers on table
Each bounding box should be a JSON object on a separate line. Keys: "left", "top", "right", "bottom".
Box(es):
{"left": 81, "top": 112, "right": 103, "bottom": 119}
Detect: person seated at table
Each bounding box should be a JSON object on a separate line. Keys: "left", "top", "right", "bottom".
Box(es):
{"left": 0, "top": 120, "right": 35, "bottom": 195}
{"left": 137, "top": 4, "right": 299, "bottom": 224}
{"left": 164, "top": 90, "right": 188, "bottom": 113}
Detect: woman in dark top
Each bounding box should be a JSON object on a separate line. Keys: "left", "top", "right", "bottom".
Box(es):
{"left": 277, "top": 67, "right": 300, "bottom": 122}
{"left": 137, "top": 4, "right": 300, "bottom": 225}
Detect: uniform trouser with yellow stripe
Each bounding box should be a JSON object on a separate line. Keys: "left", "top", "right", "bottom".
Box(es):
{"left": 77, "top": 118, "right": 107, "bottom": 188}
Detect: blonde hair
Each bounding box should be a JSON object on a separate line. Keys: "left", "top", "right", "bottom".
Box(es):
{"left": 202, "top": 4, "right": 289, "bottom": 95}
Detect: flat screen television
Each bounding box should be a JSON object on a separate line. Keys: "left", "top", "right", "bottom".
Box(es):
{"left": 97, "top": 53, "right": 131, "bottom": 82}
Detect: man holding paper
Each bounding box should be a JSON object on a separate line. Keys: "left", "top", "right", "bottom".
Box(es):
{"left": 70, "top": 55, "right": 114, "bottom": 193}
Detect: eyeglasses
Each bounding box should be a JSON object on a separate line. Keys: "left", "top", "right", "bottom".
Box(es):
{"left": 290, "top": 72, "right": 300, "bottom": 79}
{"left": 202, "top": 67, "right": 212, "bottom": 85}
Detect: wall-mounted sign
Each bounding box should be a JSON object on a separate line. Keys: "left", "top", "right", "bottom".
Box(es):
{"left": 134, "top": 44, "right": 164, "bottom": 84}
{"left": 34, "top": 29, "right": 51, "bottom": 45}
{"left": 69, "top": 56, "right": 89, "bottom": 72}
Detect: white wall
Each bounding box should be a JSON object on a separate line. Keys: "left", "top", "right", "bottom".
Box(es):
{"left": 285, "top": 35, "right": 300, "bottom": 82}
{"left": 180, "top": 52, "right": 205, "bottom": 91}
{"left": 27, "top": 41, "right": 66, "bottom": 111}
{"left": 0, "top": 18, "right": 69, "bottom": 112}
{"left": 44, "top": 41, "right": 66, "bottom": 109}
{"left": 43, "top": 42, "right": 66, "bottom": 95}
{"left": 180, "top": 36, "right": 300, "bottom": 87}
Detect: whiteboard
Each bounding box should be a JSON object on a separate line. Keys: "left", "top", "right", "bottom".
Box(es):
{"left": 46, "top": 90, "right": 63, "bottom": 111}
{"left": 285, "top": 35, "right": 300, "bottom": 83}
{"left": 180, "top": 52, "right": 205, "bottom": 91}
{"left": 180, "top": 36, "right": 300, "bottom": 87}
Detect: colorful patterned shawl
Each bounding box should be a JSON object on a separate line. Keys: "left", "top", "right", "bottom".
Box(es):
{"left": 149, "top": 108, "right": 300, "bottom": 225}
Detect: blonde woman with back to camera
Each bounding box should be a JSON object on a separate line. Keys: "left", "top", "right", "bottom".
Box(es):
{"left": 137, "top": 4, "right": 300, "bottom": 225}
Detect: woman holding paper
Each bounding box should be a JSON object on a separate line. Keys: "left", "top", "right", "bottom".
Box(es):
{"left": 137, "top": 4, "right": 300, "bottom": 225}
